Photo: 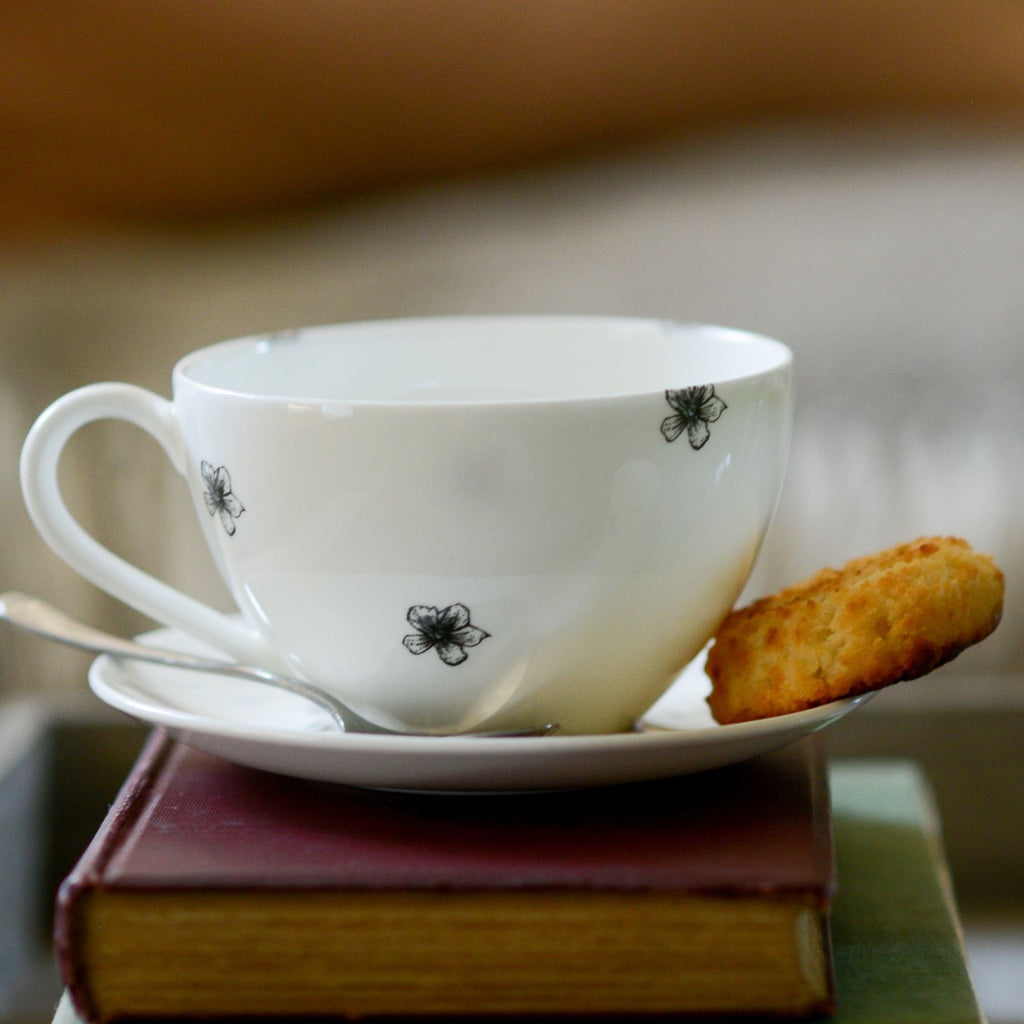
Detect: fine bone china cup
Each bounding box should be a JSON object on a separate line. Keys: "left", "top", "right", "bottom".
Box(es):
{"left": 21, "top": 317, "right": 792, "bottom": 735}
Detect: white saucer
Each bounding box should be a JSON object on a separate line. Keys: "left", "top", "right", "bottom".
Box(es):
{"left": 89, "top": 627, "right": 868, "bottom": 791}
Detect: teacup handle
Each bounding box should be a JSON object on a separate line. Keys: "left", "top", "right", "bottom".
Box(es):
{"left": 20, "top": 383, "right": 278, "bottom": 667}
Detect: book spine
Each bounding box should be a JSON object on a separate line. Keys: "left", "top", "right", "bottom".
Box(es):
{"left": 53, "top": 730, "right": 172, "bottom": 1024}
{"left": 804, "top": 736, "right": 837, "bottom": 1007}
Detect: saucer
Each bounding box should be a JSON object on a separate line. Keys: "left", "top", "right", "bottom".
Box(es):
{"left": 88, "top": 627, "right": 868, "bottom": 791}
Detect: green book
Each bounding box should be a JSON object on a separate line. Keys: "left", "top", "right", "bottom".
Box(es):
{"left": 828, "top": 760, "right": 984, "bottom": 1024}
{"left": 49, "top": 758, "right": 982, "bottom": 1024}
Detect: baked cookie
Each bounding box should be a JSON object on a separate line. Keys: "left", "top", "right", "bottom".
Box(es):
{"left": 705, "top": 537, "right": 1004, "bottom": 724}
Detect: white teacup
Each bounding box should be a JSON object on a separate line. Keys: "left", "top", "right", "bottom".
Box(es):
{"left": 21, "top": 316, "right": 791, "bottom": 735}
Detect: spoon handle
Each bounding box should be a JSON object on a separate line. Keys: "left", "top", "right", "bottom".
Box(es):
{"left": 2, "top": 590, "right": 184, "bottom": 661}
{"left": 0, "top": 590, "right": 362, "bottom": 729}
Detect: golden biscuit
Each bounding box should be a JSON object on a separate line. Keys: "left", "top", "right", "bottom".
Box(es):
{"left": 705, "top": 537, "right": 1004, "bottom": 724}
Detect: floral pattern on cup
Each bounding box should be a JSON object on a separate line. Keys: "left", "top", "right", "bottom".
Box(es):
{"left": 402, "top": 603, "right": 491, "bottom": 666}
{"left": 201, "top": 461, "right": 245, "bottom": 536}
{"left": 660, "top": 386, "right": 727, "bottom": 449}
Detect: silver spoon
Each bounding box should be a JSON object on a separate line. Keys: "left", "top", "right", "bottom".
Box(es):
{"left": 0, "top": 591, "right": 557, "bottom": 738}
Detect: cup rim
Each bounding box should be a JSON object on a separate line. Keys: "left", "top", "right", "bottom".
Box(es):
{"left": 173, "top": 315, "right": 792, "bottom": 407}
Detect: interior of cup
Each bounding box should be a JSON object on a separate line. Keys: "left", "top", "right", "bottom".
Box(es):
{"left": 178, "top": 317, "right": 791, "bottom": 403}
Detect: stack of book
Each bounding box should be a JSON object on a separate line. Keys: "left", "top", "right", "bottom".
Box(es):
{"left": 52, "top": 731, "right": 984, "bottom": 1022}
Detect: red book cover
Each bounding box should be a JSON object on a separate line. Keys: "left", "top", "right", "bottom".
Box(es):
{"left": 56, "top": 731, "right": 835, "bottom": 1020}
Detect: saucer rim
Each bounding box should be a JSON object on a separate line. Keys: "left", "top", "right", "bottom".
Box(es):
{"left": 86, "top": 626, "right": 867, "bottom": 790}
{"left": 87, "top": 632, "right": 862, "bottom": 751}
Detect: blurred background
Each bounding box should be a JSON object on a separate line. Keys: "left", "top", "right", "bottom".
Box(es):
{"left": 2, "top": 2, "right": 1023, "bottom": 1021}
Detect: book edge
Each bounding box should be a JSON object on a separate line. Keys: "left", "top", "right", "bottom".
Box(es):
{"left": 54, "top": 730, "right": 175, "bottom": 1024}
{"left": 809, "top": 733, "right": 839, "bottom": 1010}
{"left": 79, "top": 888, "right": 831, "bottom": 1018}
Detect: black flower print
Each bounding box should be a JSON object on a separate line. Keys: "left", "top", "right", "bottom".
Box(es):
{"left": 402, "top": 604, "right": 490, "bottom": 666}
{"left": 201, "top": 461, "right": 245, "bottom": 536}
{"left": 660, "top": 386, "right": 727, "bottom": 450}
